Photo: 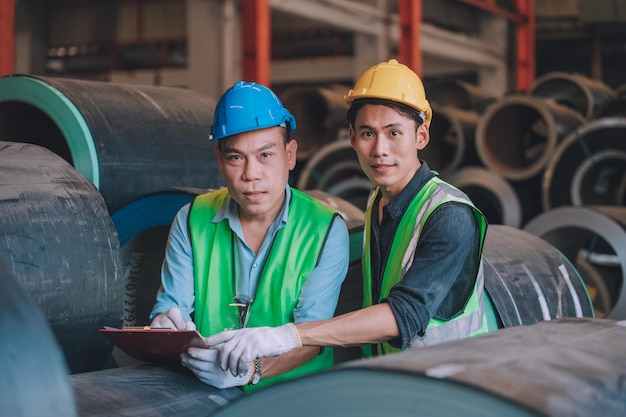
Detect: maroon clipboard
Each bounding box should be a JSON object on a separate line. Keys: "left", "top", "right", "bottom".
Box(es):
{"left": 100, "top": 326, "right": 209, "bottom": 364}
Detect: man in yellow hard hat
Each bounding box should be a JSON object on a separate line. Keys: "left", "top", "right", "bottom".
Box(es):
{"left": 205, "top": 60, "right": 489, "bottom": 377}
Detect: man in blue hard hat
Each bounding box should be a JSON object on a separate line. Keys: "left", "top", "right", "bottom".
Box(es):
{"left": 149, "top": 81, "right": 350, "bottom": 391}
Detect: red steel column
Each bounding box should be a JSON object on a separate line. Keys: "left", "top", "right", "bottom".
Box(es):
{"left": 515, "top": 0, "right": 535, "bottom": 91}
{"left": 398, "top": 0, "right": 422, "bottom": 76}
{"left": 0, "top": 0, "right": 15, "bottom": 76}
{"left": 241, "top": 0, "right": 270, "bottom": 86}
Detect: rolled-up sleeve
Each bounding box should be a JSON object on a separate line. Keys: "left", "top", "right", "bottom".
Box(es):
{"left": 385, "top": 202, "right": 481, "bottom": 349}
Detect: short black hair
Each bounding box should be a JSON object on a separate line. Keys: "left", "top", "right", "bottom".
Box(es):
{"left": 346, "top": 98, "right": 424, "bottom": 130}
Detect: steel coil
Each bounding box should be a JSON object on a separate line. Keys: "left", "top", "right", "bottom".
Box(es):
{"left": 0, "top": 259, "right": 78, "bottom": 417}
{"left": 71, "top": 364, "right": 243, "bottom": 417}
{"left": 483, "top": 225, "right": 593, "bottom": 327}
{"left": 279, "top": 85, "right": 349, "bottom": 161}
{"left": 524, "top": 205, "right": 626, "bottom": 319}
{"left": 0, "top": 141, "right": 123, "bottom": 373}
{"left": 475, "top": 95, "right": 586, "bottom": 181}
{"left": 0, "top": 75, "right": 224, "bottom": 213}
{"left": 542, "top": 117, "right": 626, "bottom": 210}
{"left": 530, "top": 71, "right": 615, "bottom": 119}
{"left": 424, "top": 105, "right": 481, "bottom": 175}
{"left": 296, "top": 140, "right": 372, "bottom": 211}
{"left": 443, "top": 166, "right": 522, "bottom": 227}
{"left": 213, "top": 318, "right": 626, "bottom": 417}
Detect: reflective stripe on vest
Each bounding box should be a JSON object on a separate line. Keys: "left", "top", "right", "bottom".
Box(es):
{"left": 189, "top": 187, "right": 337, "bottom": 391}
{"left": 362, "top": 176, "right": 488, "bottom": 355}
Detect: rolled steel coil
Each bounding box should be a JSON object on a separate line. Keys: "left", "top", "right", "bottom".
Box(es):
{"left": 296, "top": 140, "right": 372, "bottom": 211}
{"left": 524, "top": 205, "right": 626, "bottom": 319}
{"left": 213, "top": 318, "right": 626, "bottom": 417}
{"left": 576, "top": 255, "right": 613, "bottom": 318}
{"left": 475, "top": 95, "right": 586, "bottom": 181}
{"left": 0, "top": 259, "right": 78, "bottom": 417}
{"left": 325, "top": 178, "right": 373, "bottom": 213}
{"left": 0, "top": 75, "right": 224, "bottom": 213}
{"left": 423, "top": 105, "right": 481, "bottom": 175}
{"left": 483, "top": 225, "right": 593, "bottom": 327}
{"left": 427, "top": 79, "right": 498, "bottom": 112}
{"left": 71, "top": 364, "right": 243, "bottom": 417}
{"left": 443, "top": 166, "right": 522, "bottom": 227}
{"left": 529, "top": 71, "right": 616, "bottom": 119}
{"left": 542, "top": 117, "right": 626, "bottom": 210}
{"left": 279, "top": 85, "right": 349, "bottom": 161}
{"left": 0, "top": 141, "right": 123, "bottom": 373}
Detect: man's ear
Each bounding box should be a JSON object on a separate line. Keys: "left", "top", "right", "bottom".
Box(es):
{"left": 416, "top": 124, "right": 429, "bottom": 151}
{"left": 286, "top": 138, "right": 298, "bottom": 170}
{"left": 349, "top": 126, "right": 356, "bottom": 148}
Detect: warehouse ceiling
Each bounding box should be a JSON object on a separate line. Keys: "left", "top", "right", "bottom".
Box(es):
{"left": 40, "top": 0, "right": 626, "bottom": 89}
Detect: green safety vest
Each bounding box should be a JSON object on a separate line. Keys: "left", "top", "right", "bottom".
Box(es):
{"left": 362, "top": 176, "right": 488, "bottom": 357}
{"left": 189, "top": 187, "right": 337, "bottom": 391}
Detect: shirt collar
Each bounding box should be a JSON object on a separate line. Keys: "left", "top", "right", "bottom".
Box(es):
{"left": 212, "top": 185, "right": 291, "bottom": 228}
{"left": 380, "top": 160, "right": 435, "bottom": 220}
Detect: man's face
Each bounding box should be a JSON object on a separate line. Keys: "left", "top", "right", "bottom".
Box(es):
{"left": 349, "top": 104, "right": 429, "bottom": 199}
{"left": 215, "top": 126, "right": 297, "bottom": 221}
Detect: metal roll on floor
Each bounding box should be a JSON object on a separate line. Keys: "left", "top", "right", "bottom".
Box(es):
{"left": 529, "top": 71, "right": 616, "bottom": 119}
{"left": 475, "top": 95, "right": 586, "bottom": 181}
{"left": 296, "top": 140, "right": 372, "bottom": 211}
{"left": 483, "top": 225, "right": 593, "bottom": 327}
{"left": 279, "top": 84, "right": 349, "bottom": 161}
{"left": 71, "top": 364, "right": 243, "bottom": 417}
{"left": 1, "top": 259, "right": 78, "bottom": 417}
{"left": 443, "top": 166, "right": 522, "bottom": 227}
{"left": 0, "top": 141, "right": 123, "bottom": 373}
{"left": 423, "top": 105, "right": 480, "bottom": 175}
{"left": 542, "top": 117, "right": 626, "bottom": 210}
{"left": 213, "top": 318, "right": 626, "bottom": 417}
{"left": 524, "top": 206, "right": 626, "bottom": 319}
{"left": 0, "top": 75, "right": 223, "bottom": 213}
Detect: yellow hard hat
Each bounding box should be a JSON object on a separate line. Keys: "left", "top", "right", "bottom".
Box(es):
{"left": 344, "top": 59, "right": 432, "bottom": 127}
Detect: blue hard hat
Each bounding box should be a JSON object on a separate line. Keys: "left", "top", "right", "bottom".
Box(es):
{"left": 209, "top": 81, "right": 296, "bottom": 141}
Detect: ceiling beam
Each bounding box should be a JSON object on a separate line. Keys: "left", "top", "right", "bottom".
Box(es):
{"left": 270, "top": 0, "right": 505, "bottom": 73}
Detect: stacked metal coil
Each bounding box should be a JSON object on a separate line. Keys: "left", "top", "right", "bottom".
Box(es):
{"left": 213, "top": 318, "right": 626, "bottom": 417}
{"left": 0, "top": 141, "right": 122, "bottom": 373}
{"left": 0, "top": 74, "right": 224, "bottom": 214}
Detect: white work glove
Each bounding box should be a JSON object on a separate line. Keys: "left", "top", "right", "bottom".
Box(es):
{"left": 206, "top": 323, "right": 302, "bottom": 377}
{"left": 150, "top": 307, "right": 196, "bottom": 330}
{"left": 181, "top": 347, "right": 252, "bottom": 389}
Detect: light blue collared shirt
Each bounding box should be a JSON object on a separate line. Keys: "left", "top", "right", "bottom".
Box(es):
{"left": 151, "top": 186, "right": 350, "bottom": 325}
